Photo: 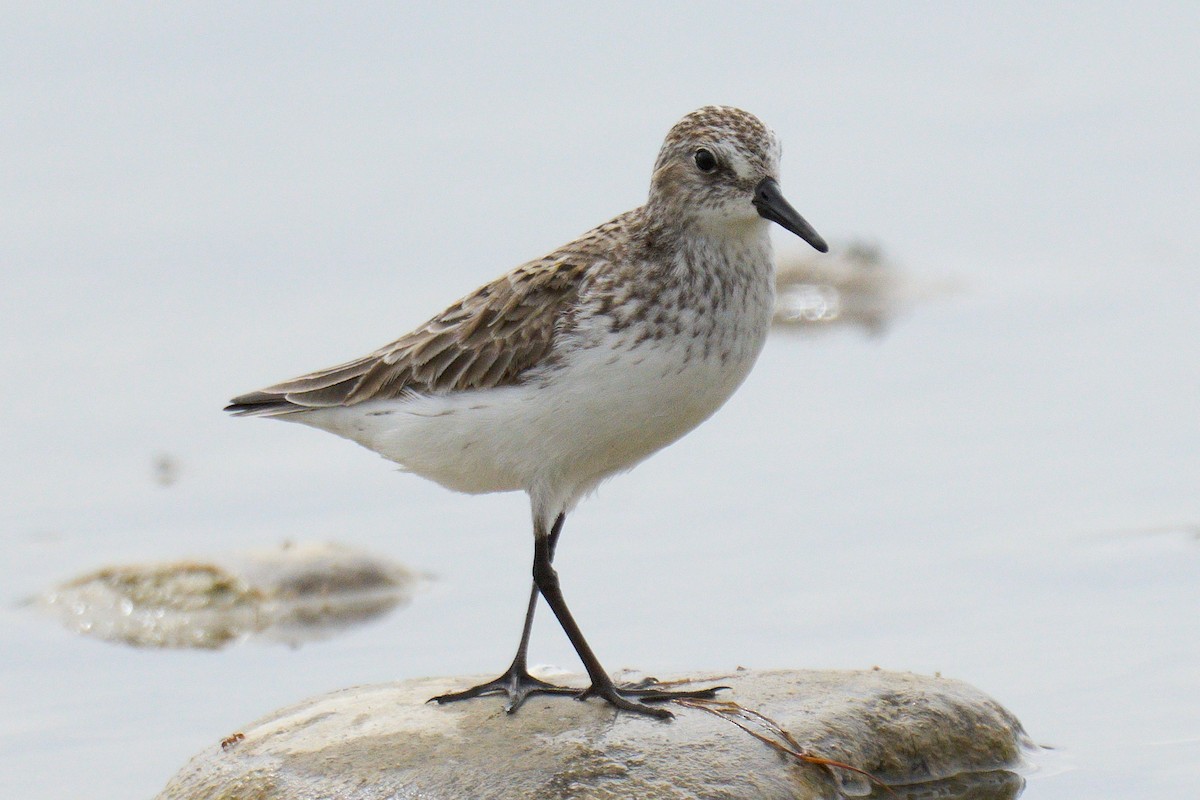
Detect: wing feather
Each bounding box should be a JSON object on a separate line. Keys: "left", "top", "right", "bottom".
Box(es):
{"left": 225, "top": 250, "right": 599, "bottom": 416}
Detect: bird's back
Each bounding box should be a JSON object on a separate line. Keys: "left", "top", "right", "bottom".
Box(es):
{"left": 225, "top": 213, "right": 639, "bottom": 417}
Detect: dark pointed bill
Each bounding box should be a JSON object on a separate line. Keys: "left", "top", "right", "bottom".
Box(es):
{"left": 753, "top": 177, "right": 828, "bottom": 253}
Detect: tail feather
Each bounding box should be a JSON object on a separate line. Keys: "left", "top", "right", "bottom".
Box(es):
{"left": 225, "top": 355, "right": 380, "bottom": 417}
{"left": 224, "top": 392, "right": 307, "bottom": 417}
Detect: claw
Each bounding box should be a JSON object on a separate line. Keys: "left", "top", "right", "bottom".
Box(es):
{"left": 430, "top": 667, "right": 578, "bottom": 714}
{"left": 574, "top": 678, "right": 730, "bottom": 719}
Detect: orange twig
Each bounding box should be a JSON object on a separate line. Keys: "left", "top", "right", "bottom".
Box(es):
{"left": 673, "top": 697, "right": 895, "bottom": 797}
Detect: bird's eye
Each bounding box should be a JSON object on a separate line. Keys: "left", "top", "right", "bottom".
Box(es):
{"left": 693, "top": 148, "right": 717, "bottom": 173}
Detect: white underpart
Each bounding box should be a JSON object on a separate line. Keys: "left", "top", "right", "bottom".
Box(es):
{"left": 290, "top": 226, "right": 777, "bottom": 529}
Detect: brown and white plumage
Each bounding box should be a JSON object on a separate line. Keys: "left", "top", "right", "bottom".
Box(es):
{"left": 226, "top": 219, "right": 619, "bottom": 414}
{"left": 227, "top": 106, "right": 827, "bottom": 717}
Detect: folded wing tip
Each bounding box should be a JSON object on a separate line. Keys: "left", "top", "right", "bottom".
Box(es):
{"left": 224, "top": 393, "right": 304, "bottom": 417}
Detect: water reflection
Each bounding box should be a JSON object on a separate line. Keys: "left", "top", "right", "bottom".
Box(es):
{"left": 868, "top": 770, "right": 1025, "bottom": 800}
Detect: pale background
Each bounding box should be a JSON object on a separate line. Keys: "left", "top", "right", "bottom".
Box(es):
{"left": 2, "top": 3, "right": 1197, "bottom": 797}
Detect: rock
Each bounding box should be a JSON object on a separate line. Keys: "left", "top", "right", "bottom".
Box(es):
{"left": 37, "top": 542, "right": 420, "bottom": 649}
{"left": 157, "top": 668, "right": 1033, "bottom": 799}
{"left": 772, "top": 241, "right": 956, "bottom": 335}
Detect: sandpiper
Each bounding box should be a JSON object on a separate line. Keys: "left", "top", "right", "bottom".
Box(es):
{"left": 227, "top": 106, "right": 827, "bottom": 718}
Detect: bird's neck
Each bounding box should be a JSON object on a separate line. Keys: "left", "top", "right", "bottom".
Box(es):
{"left": 634, "top": 206, "right": 774, "bottom": 279}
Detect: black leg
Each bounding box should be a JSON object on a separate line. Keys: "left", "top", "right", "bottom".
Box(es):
{"left": 531, "top": 526, "right": 725, "bottom": 719}
{"left": 430, "top": 514, "right": 578, "bottom": 713}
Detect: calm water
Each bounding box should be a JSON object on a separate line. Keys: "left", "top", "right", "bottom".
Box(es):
{"left": 2, "top": 5, "right": 1198, "bottom": 798}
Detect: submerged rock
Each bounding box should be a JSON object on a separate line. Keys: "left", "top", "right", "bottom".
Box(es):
{"left": 37, "top": 542, "right": 419, "bottom": 649}
{"left": 158, "top": 668, "right": 1033, "bottom": 800}
{"left": 772, "top": 241, "right": 955, "bottom": 335}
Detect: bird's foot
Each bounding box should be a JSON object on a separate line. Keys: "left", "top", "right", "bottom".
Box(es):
{"left": 576, "top": 677, "right": 730, "bottom": 720}
{"left": 429, "top": 664, "right": 579, "bottom": 714}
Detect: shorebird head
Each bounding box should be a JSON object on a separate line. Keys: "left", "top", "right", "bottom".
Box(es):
{"left": 650, "top": 106, "right": 828, "bottom": 253}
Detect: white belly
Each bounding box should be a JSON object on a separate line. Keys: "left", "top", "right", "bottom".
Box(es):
{"left": 290, "top": 323, "right": 767, "bottom": 512}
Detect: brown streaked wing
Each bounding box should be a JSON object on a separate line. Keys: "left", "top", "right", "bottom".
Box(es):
{"left": 226, "top": 255, "right": 591, "bottom": 414}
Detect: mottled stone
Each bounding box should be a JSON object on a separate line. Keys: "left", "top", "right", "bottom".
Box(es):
{"left": 158, "top": 669, "right": 1033, "bottom": 800}
{"left": 37, "top": 542, "right": 418, "bottom": 649}
{"left": 771, "top": 242, "right": 954, "bottom": 334}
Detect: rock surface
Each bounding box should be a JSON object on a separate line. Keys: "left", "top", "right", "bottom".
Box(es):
{"left": 772, "top": 241, "right": 956, "bottom": 335}
{"left": 158, "top": 668, "right": 1033, "bottom": 799}
{"left": 37, "top": 542, "right": 419, "bottom": 649}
